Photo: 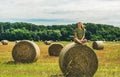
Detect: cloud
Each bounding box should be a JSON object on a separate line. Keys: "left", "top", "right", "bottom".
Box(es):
{"left": 0, "top": 0, "right": 120, "bottom": 26}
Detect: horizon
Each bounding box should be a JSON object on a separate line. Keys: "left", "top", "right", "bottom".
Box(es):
{"left": 0, "top": 20, "right": 120, "bottom": 28}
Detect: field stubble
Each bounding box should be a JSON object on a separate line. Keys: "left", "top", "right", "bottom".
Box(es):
{"left": 0, "top": 41, "right": 120, "bottom": 77}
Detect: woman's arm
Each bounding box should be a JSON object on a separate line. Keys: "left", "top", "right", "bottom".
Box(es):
{"left": 74, "top": 32, "right": 78, "bottom": 38}
{"left": 81, "top": 35, "right": 85, "bottom": 40}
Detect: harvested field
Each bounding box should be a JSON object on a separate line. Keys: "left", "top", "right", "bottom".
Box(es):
{"left": 0, "top": 41, "right": 120, "bottom": 77}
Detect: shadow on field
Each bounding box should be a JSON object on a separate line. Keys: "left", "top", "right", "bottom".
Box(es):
{"left": 3, "top": 61, "right": 37, "bottom": 65}
{"left": 3, "top": 61, "right": 18, "bottom": 65}
{"left": 50, "top": 74, "right": 64, "bottom": 77}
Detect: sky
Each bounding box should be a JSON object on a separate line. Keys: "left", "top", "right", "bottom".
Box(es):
{"left": 0, "top": 0, "right": 120, "bottom": 27}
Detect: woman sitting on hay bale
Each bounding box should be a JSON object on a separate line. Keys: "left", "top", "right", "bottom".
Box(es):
{"left": 74, "top": 22, "right": 87, "bottom": 44}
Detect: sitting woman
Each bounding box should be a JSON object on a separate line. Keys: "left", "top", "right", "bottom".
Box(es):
{"left": 74, "top": 22, "right": 87, "bottom": 44}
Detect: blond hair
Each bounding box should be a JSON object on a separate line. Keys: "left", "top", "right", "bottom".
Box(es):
{"left": 77, "top": 22, "right": 85, "bottom": 30}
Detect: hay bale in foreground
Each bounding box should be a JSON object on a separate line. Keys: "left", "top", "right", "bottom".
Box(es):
{"left": 1, "top": 40, "right": 9, "bottom": 45}
{"left": 92, "top": 41, "right": 104, "bottom": 50}
{"left": 44, "top": 41, "right": 52, "bottom": 45}
{"left": 12, "top": 40, "right": 40, "bottom": 63}
{"left": 48, "top": 43, "right": 64, "bottom": 56}
{"left": 59, "top": 43, "right": 98, "bottom": 77}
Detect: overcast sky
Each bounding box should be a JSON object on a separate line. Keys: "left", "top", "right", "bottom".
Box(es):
{"left": 0, "top": 0, "right": 120, "bottom": 27}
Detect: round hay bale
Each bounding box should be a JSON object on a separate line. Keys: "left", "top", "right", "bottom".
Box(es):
{"left": 15, "top": 40, "right": 20, "bottom": 44}
{"left": 92, "top": 41, "right": 104, "bottom": 50}
{"left": 44, "top": 41, "right": 51, "bottom": 45}
{"left": 59, "top": 42, "right": 98, "bottom": 77}
{"left": 48, "top": 43, "right": 64, "bottom": 56}
{"left": 12, "top": 40, "right": 40, "bottom": 63}
{"left": 1, "top": 40, "right": 9, "bottom": 45}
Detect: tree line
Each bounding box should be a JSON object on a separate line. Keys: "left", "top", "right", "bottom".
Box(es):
{"left": 0, "top": 22, "right": 120, "bottom": 41}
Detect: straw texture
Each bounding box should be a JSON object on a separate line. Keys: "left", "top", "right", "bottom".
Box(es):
{"left": 59, "top": 42, "right": 98, "bottom": 77}
{"left": 49, "top": 43, "right": 63, "bottom": 56}
{"left": 12, "top": 40, "right": 40, "bottom": 63}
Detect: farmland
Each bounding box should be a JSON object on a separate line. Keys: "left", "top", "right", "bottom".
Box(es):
{"left": 0, "top": 41, "right": 120, "bottom": 77}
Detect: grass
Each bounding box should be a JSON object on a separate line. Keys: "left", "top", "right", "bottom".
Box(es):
{"left": 0, "top": 41, "right": 120, "bottom": 77}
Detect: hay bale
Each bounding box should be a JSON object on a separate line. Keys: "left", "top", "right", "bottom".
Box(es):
{"left": 92, "top": 41, "right": 104, "bottom": 50}
{"left": 44, "top": 41, "right": 52, "bottom": 45}
{"left": 48, "top": 43, "right": 64, "bottom": 56}
{"left": 12, "top": 40, "right": 40, "bottom": 63}
{"left": 15, "top": 40, "right": 20, "bottom": 44}
{"left": 1, "top": 40, "right": 9, "bottom": 45}
{"left": 59, "top": 42, "right": 98, "bottom": 77}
